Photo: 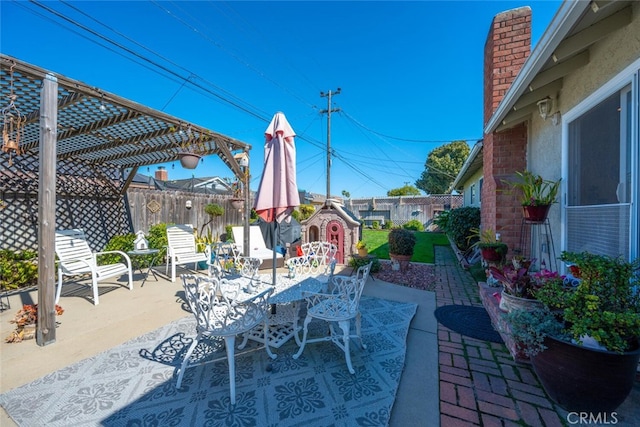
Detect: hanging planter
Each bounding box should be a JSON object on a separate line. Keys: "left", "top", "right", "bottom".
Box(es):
{"left": 229, "top": 198, "right": 244, "bottom": 209}
{"left": 177, "top": 152, "right": 202, "bottom": 169}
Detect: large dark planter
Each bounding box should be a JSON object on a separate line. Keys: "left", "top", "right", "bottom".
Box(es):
{"left": 531, "top": 335, "right": 640, "bottom": 412}
{"left": 522, "top": 205, "right": 550, "bottom": 223}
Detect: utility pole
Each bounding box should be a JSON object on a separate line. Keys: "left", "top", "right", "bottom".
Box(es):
{"left": 320, "top": 88, "right": 341, "bottom": 203}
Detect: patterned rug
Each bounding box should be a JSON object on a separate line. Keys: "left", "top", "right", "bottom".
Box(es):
{"left": 0, "top": 296, "right": 416, "bottom": 427}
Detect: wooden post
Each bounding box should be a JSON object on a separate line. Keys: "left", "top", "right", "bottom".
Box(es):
{"left": 37, "top": 74, "right": 58, "bottom": 346}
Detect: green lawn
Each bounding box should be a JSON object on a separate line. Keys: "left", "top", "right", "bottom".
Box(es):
{"left": 362, "top": 229, "right": 449, "bottom": 264}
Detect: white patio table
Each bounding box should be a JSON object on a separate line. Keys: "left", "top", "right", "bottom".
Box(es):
{"left": 223, "top": 272, "right": 331, "bottom": 348}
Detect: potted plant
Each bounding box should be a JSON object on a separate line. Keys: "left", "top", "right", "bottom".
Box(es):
{"left": 489, "top": 257, "right": 549, "bottom": 312}
{"left": 388, "top": 228, "right": 416, "bottom": 272}
{"left": 356, "top": 240, "right": 368, "bottom": 257}
{"left": 505, "top": 251, "right": 640, "bottom": 412}
{"left": 174, "top": 126, "right": 208, "bottom": 169}
{"left": 229, "top": 180, "right": 244, "bottom": 209}
{"left": 467, "top": 228, "right": 507, "bottom": 263}
{"left": 502, "top": 170, "right": 561, "bottom": 222}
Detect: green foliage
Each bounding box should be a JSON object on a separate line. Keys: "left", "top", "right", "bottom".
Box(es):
{"left": 387, "top": 185, "right": 421, "bottom": 196}
{"left": 388, "top": 229, "right": 417, "bottom": 256}
{"left": 382, "top": 220, "right": 393, "bottom": 230}
{"left": 349, "top": 256, "right": 380, "bottom": 273}
{"left": 99, "top": 233, "right": 136, "bottom": 265}
{"left": 502, "top": 170, "right": 561, "bottom": 206}
{"left": 372, "top": 220, "right": 380, "bottom": 229}
{"left": 362, "top": 229, "right": 447, "bottom": 263}
{"left": 511, "top": 251, "right": 640, "bottom": 354}
{"left": 224, "top": 225, "right": 234, "bottom": 242}
{"left": 145, "top": 223, "right": 169, "bottom": 263}
{"left": 447, "top": 206, "right": 480, "bottom": 250}
{"left": 503, "top": 307, "right": 566, "bottom": 357}
{"left": 0, "top": 250, "right": 38, "bottom": 290}
{"left": 403, "top": 219, "right": 424, "bottom": 231}
{"left": 415, "top": 140, "right": 470, "bottom": 194}
{"left": 297, "top": 204, "right": 315, "bottom": 221}
{"left": 341, "top": 190, "right": 350, "bottom": 199}
{"left": 432, "top": 210, "right": 450, "bottom": 232}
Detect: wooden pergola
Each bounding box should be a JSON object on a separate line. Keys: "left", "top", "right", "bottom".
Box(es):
{"left": 0, "top": 54, "right": 252, "bottom": 345}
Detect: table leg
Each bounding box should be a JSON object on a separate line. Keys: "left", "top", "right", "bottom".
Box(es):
{"left": 140, "top": 254, "right": 159, "bottom": 287}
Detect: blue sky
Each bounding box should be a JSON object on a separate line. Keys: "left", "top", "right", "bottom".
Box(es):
{"left": 1, "top": 0, "right": 562, "bottom": 198}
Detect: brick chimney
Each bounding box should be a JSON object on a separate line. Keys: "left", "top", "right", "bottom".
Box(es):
{"left": 155, "top": 166, "right": 168, "bottom": 181}
{"left": 482, "top": 7, "right": 531, "bottom": 254}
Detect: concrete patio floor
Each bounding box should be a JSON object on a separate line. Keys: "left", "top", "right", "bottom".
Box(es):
{"left": 2, "top": 246, "right": 638, "bottom": 426}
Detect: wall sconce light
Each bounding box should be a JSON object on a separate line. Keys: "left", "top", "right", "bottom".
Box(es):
{"left": 537, "top": 97, "right": 553, "bottom": 120}
{"left": 185, "top": 200, "right": 192, "bottom": 210}
{"left": 234, "top": 152, "right": 249, "bottom": 168}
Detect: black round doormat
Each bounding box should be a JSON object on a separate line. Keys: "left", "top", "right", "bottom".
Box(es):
{"left": 434, "top": 305, "right": 504, "bottom": 343}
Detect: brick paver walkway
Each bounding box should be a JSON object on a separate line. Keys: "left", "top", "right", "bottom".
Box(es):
{"left": 434, "top": 246, "right": 566, "bottom": 427}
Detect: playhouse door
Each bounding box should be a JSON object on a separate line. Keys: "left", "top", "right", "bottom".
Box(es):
{"left": 326, "top": 221, "right": 344, "bottom": 263}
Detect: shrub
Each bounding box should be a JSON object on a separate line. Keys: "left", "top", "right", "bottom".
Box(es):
{"left": 432, "top": 210, "right": 450, "bottom": 232}
{"left": 349, "top": 255, "right": 381, "bottom": 273}
{"left": 372, "top": 220, "right": 380, "bottom": 229}
{"left": 388, "top": 228, "right": 417, "bottom": 256}
{"left": 0, "top": 250, "right": 38, "bottom": 290}
{"left": 383, "top": 220, "right": 393, "bottom": 229}
{"left": 100, "top": 233, "right": 136, "bottom": 265}
{"left": 147, "top": 223, "right": 169, "bottom": 261}
{"left": 403, "top": 219, "right": 424, "bottom": 231}
{"left": 448, "top": 206, "right": 480, "bottom": 250}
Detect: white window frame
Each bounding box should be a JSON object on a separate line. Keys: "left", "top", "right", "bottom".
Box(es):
{"left": 561, "top": 57, "right": 640, "bottom": 260}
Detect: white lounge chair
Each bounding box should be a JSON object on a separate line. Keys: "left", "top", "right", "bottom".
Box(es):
{"left": 54, "top": 228, "right": 133, "bottom": 305}
{"left": 231, "top": 226, "right": 284, "bottom": 269}
{"left": 166, "top": 224, "right": 210, "bottom": 282}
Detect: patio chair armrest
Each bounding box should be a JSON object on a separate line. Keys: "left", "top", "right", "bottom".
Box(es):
{"left": 95, "top": 250, "right": 132, "bottom": 268}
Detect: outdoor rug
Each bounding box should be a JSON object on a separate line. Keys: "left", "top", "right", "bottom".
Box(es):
{"left": 434, "top": 304, "right": 504, "bottom": 344}
{"left": 0, "top": 296, "right": 416, "bottom": 427}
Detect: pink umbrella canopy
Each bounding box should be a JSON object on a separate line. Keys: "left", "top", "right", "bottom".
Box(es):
{"left": 254, "top": 112, "right": 300, "bottom": 223}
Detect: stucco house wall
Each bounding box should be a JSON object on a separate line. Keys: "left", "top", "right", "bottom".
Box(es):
{"left": 527, "top": 3, "right": 640, "bottom": 259}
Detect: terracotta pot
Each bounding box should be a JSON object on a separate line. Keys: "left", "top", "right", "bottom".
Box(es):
{"left": 522, "top": 205, "right": 550, "bottom": 223}
{"left": 390, "top": 254, "right": 411, "bottom": 272}
{"left": 499, "top": 290, "right": 543, "bottom": 312}
{"left": 178, "top": 152, "right": 202, "bottom": 169}
{"left": 357, "top": 248, "right": 368, "bottom": 257}
{"left": 531, "top": 335, "right": 640, "bottom": 412}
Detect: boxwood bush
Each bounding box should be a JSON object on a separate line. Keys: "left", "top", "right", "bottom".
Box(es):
{"left": 448, "top": 206, "right": 481, "bottom": 250}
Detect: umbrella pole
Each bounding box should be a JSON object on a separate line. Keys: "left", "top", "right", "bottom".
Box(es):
{"left": 270, "top": 223, "right": 277, "bottom": 315}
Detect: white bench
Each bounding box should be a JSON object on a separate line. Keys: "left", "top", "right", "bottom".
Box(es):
{"left": 166, "top": 224, "right": 210, "bottom": 282}
{"left": 232, "top": 226, "right": 284, "bottom": 269}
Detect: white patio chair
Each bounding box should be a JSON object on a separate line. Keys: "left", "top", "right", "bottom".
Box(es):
{"left": 166, "top": 224, "right": 210, "bottom": 282}
{"left": 177, "top": 274, "right": 275, "bottom": 404}
{"left": 286, "top": 241, "right": 338, "bottom": 277}
{"left": 235, "top": 256, "right": 262, "bottom": 279}
{"left": 293, "top": 262, "right": 373, "bottom": 374}
{"left": 208, "top": 242, "right": 240, "bottom": 278}
{"left": 54, "top": 229, "right": 133, "bottom": 305}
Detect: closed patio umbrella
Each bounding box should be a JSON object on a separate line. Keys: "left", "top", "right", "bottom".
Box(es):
{"left": 254, "top": 112, "right": 300, "bottom": 284}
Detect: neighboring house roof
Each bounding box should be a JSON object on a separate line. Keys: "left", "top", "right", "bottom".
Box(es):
{"left": 130, "top": 173, "right": 235, "bottom": 195}
{"left": 485, "top": 0, "right": 634, "bottom": 133}
{"left": 450, "top": 140, "right": 483, "bottom": 192}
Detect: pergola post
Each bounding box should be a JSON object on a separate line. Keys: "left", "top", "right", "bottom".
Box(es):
{"left": 37, "top": 74, "right": 58, "bottom": 346}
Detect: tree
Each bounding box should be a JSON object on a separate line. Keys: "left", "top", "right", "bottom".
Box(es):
{"left": 387, "top": 185, "right": 421, "bottom": 196}
{"left": 415, "top": 140, "right": 470, "bottom": 194}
